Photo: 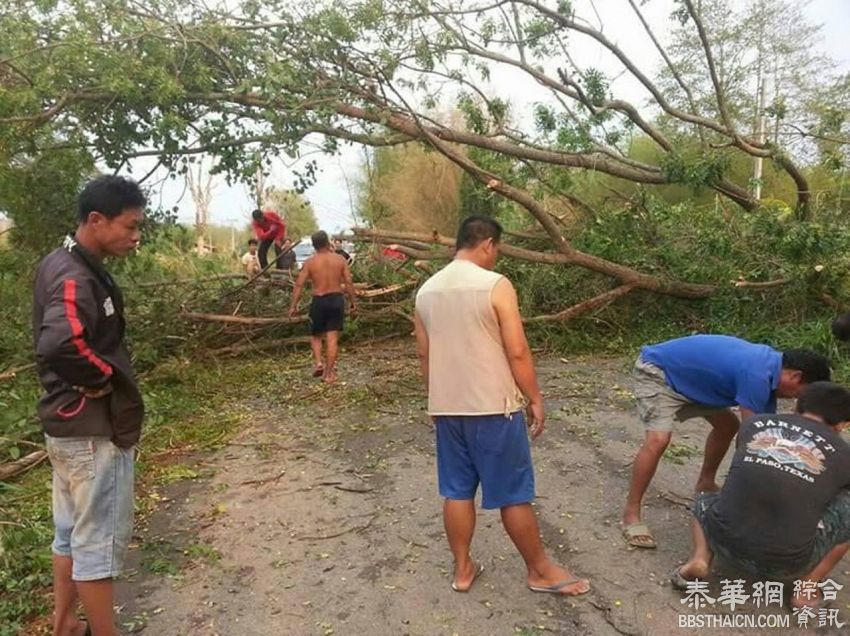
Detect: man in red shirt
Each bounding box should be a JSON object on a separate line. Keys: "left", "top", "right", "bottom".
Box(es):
{"left": 251, "top": 208, "right": 287, "bottom": 270}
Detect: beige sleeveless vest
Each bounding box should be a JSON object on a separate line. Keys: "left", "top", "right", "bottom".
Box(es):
{"left": 415, "top": 259, "right": 524, "bottom": 416}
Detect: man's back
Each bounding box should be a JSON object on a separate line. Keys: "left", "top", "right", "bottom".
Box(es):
{"left": 416, "top": 259, "right": 523, "bottom": 416}
{"left": 641, "top": 335, "right": 781, "bottom": 412}
{"left": 707, "top": 413, "right": 850, "bottom": 570}
{"left": 304, "top": 251, "right": 347, "bottom": 295}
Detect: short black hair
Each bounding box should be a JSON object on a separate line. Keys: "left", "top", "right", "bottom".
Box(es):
{"left": 78, "top": 175, "right": 146, "bottom": 222}
{"left": 832, "top": 313, "right": 850, "bottom": 341}
{"left": 796, "top": 381, "right": 850, "bottom": 426}
{"left": 456, "top": 215, "right": 502, "bottom": 250}
{"left": 782, "top": 349, "right": 831, "bottom": 383}
{"left": 312, "top": 230, "right": 329, "bottom": 250}
{"left": 248, "top": 239, "right": 258, "bottom": 246}
{"left": 252, "top": 209, "right": 263, "bottom": 220}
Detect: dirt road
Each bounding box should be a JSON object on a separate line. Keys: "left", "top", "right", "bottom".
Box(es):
{"left": 115, "top": 341, "right": 849, "bottom": 635}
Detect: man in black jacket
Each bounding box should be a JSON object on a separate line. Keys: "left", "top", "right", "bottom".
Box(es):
{"left": 33, "top": 175, "right": 145, "bottom": 636}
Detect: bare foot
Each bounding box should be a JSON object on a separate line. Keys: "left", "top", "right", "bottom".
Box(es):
{"left": 679, "top": 559, "right": 710, "bottom": 580}
{"left": 695, "top": 481, "right": 720, "bottom": 493}
{"left": 322, "top": 369, "right": 337, "bottom": 384}
{"left": 790, "top": 583, "right": 822, "bottom": 610}
{"left": 452, "top": 559, "right": 483, "bottom": 592}
{"left": 528, "top": 562, "right": 590, "bottom": 596}
{"left": 312, "top": 365, "right": 324, "bottom": 378}
{"left": 58, "top": 618, "right": 88, "bottom": 636}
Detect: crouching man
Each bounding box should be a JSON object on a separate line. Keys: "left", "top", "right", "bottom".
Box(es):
{"left": 674, "top": 382, "right": 850, "bottom": 609}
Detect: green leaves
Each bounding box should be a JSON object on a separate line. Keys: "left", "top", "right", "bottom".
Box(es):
{"left": 534, "top": 104, "right": 557, "bottom": 134}
{"left": 582, "top": 68, "right": 608, "bottom": 108}
{"left": 660, "top": 151, "right": 730, "bottom": 187}
{"left": 556, "top": 0, "right": 573, "bottom": 17}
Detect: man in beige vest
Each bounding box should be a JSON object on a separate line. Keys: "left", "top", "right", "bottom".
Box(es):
{"left": 414, "top": 216, "right": 590, "bottom": 596}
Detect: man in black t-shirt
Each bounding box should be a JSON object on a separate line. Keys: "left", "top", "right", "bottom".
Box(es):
{"left": 673, "top": 382, "right": 850, "bottom": 608}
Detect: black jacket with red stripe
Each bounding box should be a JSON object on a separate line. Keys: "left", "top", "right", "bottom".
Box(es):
{"left": 32, "top": 236, "right": 144, "bottom": 448}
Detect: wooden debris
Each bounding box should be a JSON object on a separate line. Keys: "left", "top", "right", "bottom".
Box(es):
{"left": 0, "top": 362, "right": 36, "bottom": 382}
{"left": 297, "top": 513, "right": 378, "bottom": 541}
{"left": 0, "top": 450, "right": 48, "bottom": 481}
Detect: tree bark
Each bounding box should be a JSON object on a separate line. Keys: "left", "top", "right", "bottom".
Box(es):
{"left": 524, "top": 285, "right": 637, "bottom": 324}
{"left": 0, "top": 450, "right": 47, "bottom": 481}
{"left": 353, "top": 229, "right": 714, "bottom": 299}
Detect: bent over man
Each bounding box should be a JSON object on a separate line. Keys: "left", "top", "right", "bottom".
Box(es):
{"left": 622, "top": 334, "right": 830, "bottom": 549}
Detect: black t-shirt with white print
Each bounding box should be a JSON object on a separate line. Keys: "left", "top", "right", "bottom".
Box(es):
{"left": 705, "top": 413, "right": 850, "bottom": 572}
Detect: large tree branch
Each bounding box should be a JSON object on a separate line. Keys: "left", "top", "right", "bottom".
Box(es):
{"left": 681, "top": 0, "right": 736, "bottom": 135}
{"left": 625, "top": 0, "right": 704, "bottom": 143}
{"left": 353, "top": 228, "right": 714, "bottom": 299}
{"left": 513, "top": 0, "right": 733, "bottom": 138}
{"left": 524, "top": 284, "right": 636, "bottom": 324}
{"left": 329, "top": 102, "right": 667, "bottom": 183}
{"left": 124, "top": 126, "right": 410, "bottom": 159}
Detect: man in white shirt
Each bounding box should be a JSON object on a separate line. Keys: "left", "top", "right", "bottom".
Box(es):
{"left": 414, "top": 215, "right": 589, "bottom": 597}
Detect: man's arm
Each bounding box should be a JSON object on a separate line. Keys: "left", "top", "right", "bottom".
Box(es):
{"left": 288, "top": 261, "right": 310, "bottom": 318}
{"left": 265, "top": 212, "right": 286, "bottom": 243}
{"left": 491, "top": 277, "right": 545, "bottom": 438}
{"left": 342, "top": 261, "right": 357, "bottom": 312}
{"left": 259, "top": 226, "right": 278, "bottom": 241}
{"left": 413, "top": 312, "right": 429, "bottom": 390}
{"left": 36, "top": 278, "right": 113, "bottom": 393}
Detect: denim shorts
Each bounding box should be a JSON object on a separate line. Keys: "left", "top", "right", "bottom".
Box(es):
{"left": 692, "top": 490, "right": 850, "bottom": 579}
{"left": 435, "top": 411, "right": 535, "bottom": 510}
{"left": 46, "top": 435, "right": 135, "bottom": 581}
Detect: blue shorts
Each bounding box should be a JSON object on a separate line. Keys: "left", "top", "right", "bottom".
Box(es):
{"left": 435, "top": 411, "right": 535, "bottom": 510}
{"left": 46, "top": 435, "right": 135, "bottom": 581}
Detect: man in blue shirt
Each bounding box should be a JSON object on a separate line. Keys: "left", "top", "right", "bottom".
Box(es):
{"left": 621, "top": 335, "right": 830, "bottom": 549}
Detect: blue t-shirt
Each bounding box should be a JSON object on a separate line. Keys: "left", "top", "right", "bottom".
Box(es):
{"left": 640, "top": 335, "right": 781, "bottom": 413}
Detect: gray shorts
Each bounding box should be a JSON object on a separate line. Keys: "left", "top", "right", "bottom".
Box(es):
{"left": 46, "top": 435, "right": 135, "bottom": 581}
{"left": 632, "top": 357, "right": 731, "bottom": 432}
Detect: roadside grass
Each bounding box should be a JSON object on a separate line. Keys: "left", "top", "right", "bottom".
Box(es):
{"left": 0, "top": 353, "right": 296, "bottom": 636}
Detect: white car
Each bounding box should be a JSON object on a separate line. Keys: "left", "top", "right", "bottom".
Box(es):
{"left": 293, "top": 243, "right": 315, "bottom": 269}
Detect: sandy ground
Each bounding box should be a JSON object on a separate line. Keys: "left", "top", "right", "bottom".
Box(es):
{"left": 115, "top": 341, "right": 850, "bottom": 635}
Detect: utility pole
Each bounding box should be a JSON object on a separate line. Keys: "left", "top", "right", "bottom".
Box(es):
{"left": 753, "top": 76, "right": 767, "bottom": 201}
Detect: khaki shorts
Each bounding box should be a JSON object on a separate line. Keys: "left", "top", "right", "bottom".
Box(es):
{"left": 632, "top": 358, "right": 731, "bottom": 432}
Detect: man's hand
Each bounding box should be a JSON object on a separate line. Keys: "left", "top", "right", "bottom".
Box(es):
{"left": 527, "top": 400, "right": 545, "bottom": 439}
{"left": 74, "top": 383, "right": 113, "bottom": 399}
{"left": 288, "top": 307, "right": 297, "bottom": 319}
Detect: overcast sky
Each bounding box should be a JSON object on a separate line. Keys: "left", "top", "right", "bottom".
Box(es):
{"left": 125, "top": 0, "right": 850, "bottom": 234}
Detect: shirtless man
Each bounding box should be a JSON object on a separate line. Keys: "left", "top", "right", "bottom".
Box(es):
{"left": 289, "top": 231, "right": 357, "bottom": 383}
